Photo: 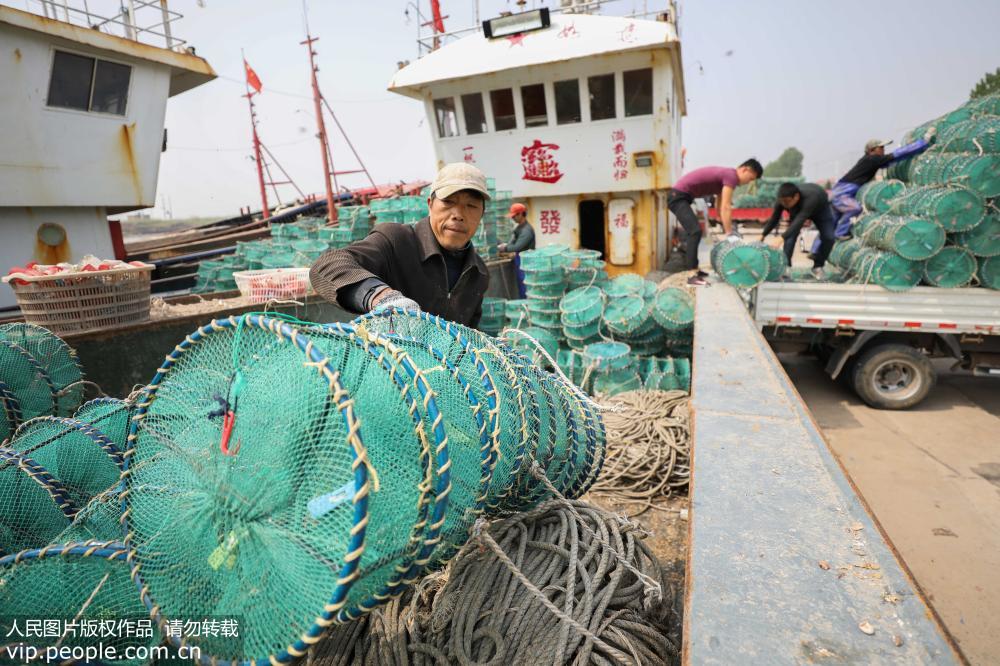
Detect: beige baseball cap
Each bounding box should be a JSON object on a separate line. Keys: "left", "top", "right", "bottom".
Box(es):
{"left": 431, "top": 163, "right": 491, "bottom": 200}
{"left": 865, "top": 138, "right": 893, "bottom": 152}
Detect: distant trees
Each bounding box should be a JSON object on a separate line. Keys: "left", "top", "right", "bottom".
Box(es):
{"left": 763, "top": 147, "right": 804, "bottom": 178}
{"left": 970, "top": 67, "right": 1000, "bottom": 99}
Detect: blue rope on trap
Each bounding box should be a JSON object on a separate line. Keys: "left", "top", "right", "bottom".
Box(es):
{"left": 0, "top": 380, "right": 24, "bottom": 434}
{"left": 12, "top": 415, "right": 125, "bottom": 470}
{"left": 308, "top": 321, "right": 454, "bottom": 622}
{"left": 380, "top": 333, "right": 494, "bottom": 517}
{"left": 353, "top": 308, "right": 528, "bottom": 509}
{"left": 122, "top": 314, "right": 371, "bottom": 666}
{"left": 0, "top": 540, "right": 130, "bottom": 567}
{"left": 0, "top": 448, "right": 78, "bottom": 520}
{"left": 316, "top": 322, "right": 452, "bottom": 601}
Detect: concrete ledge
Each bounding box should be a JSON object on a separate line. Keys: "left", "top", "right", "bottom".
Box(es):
{"left": 684, "top": 283, "right": 960, "bottom": 665}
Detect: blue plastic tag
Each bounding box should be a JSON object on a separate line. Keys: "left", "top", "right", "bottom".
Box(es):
{"left": 308, "top": 480, "right": 356, "bottom": 519}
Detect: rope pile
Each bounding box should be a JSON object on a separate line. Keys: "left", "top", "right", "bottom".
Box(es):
{"left": 306, "top": 498, "right": 679, "bottom": 666}
{"left": 587, "top": 391, "right": 690, "bottom": 515}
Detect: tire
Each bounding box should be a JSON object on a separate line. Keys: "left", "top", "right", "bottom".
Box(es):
{"left": 851, "top": 343, "right": 935, "bottom": 410}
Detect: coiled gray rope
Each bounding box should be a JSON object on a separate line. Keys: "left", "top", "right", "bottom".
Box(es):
{"left": 306, "top": 500, "right": 678, "bottom": 665}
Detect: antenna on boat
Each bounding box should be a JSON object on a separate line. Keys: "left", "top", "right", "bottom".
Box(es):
{"left": 300, "top": 2, "right": 378, "bottom": 224}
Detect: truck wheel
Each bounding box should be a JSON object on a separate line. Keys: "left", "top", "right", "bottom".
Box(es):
{"left": 851, "top": 344, "right": 935, "bottom": 410}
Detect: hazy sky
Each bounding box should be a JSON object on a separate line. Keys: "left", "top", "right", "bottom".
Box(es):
{"left": 150, "top": 0, "right": 1000, "bottom": 218}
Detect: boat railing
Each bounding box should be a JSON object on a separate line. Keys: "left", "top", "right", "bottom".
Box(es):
{"left": 13, "top": 0, "right": 188, "bottom": 51}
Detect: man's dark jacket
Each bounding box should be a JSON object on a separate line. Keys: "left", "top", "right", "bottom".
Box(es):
{"left": 310, "top": 217, "right": 489, "bottom": 327}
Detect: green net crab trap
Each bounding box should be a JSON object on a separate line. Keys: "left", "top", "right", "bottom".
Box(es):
{"left": 954, "top": 213, "right": 1000, "bottom": 257}
{"left": 710, "top": 242, "right": 771, "bottom": 288}
{"left": 855, "top": 214, "right": 946, "bottom": 261}
{"left": 851, "top": 248, "right": 923, "bottom": 291}
{"left": 978, "top": 256, "right": 1000, "bottom": 289}
{"left": 923, "top": 246, "right": 978, "bottom": 288}
{"left": 123, "top": 315, "right": 375, "bottom": 662}
{"left": 0, "top": 323, "right": 84, "bottom": 417}
{"left": 858, "top": 179, "right": 905, "bottom": 213}
{"left": 602, "top": 295, "right": 654, "bottom": 338}
{"left": 0, "top": 541, "right": 159, "bottom": 665}
{"left": 6, "top": 416, "right": 123, "bottom": 508}
{"left": 761, "top": 246, "right": 788, "bottom": 281}
{"left": 604, "top": 273, "right": 647, "bottom": 299}
{"left": 828, "top": 239, "right": 863, "bottom": 270}
{"left": 888, "top": 184, "right": 986, "bottom": 233}
{"left": 0, "top": 449, "right": 76, "bottom": 555}
{"left": 657, "top": 291, "right": 689, "bottom": 316}
{"left": 909, "top": 153, "right": 1000, "bottom": 198}
{"left": 560, "top": 286, "right": 605, "bottom": 327}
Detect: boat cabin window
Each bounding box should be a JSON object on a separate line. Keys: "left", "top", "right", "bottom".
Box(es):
{"left": 490, "top": 88, "right": 517, "bottom": 131}
{"left": 461, "top": 93, "right": 488, "bottom": 135}
{"left": 588, "top": 74, "right": 616, "bottom": 121}
{"left": 47, "top": 50, "right": 132, "bottom": 116}
{"left": 554, "top": 79, "right": 581, "bottom": 125}
{"left": 433, "top": 97, "right": 459, "bottom": 138}
{"left": 521, "top": 83, "right": 548, "bottom": 128}
{"left": 624, "top": 68, "right": 653, "bottom": 117}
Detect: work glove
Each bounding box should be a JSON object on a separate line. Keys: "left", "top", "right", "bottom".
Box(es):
{"left": 725, "top": 233, "right": 742, "bottom": 244}
{"left": 924, "top": 126, "right": 937, "bottom": 143}
{"left": 373, "top": 290, "right": 421, "bottom": 314}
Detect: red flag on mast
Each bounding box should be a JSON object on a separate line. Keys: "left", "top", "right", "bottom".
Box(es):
{"left": 430, "top": 0, "right": 445, "bottom": 33}
{"left": 244, "top": 59, "right": 263, "bottom": 94}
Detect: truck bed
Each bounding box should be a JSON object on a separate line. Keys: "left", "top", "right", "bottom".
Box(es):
{"left": 754, "top": 282, "right": 1000, "bottom": 334}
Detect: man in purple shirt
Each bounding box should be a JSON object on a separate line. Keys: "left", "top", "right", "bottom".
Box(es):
{"left": 668, "top": 159, "right": 763, "bottom": 285}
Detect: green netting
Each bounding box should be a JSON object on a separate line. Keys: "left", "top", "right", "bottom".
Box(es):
{"left": 592, "top": 369, "right": 643, "bottom": 396}
{"left": 355, "top": 310, "right": 530, "bottom": 512}
{"left": 505, "top": 326, "right": 559, "bottom": 365}
{"left": 74, "top": 398, "right": 133, "bottom": 450}
{"left": 828, "top": 239, "right": 862, "bottom": 270}
{"left": 604, "top": 273, "right": 647, "bottom": 298}
{"left": 0, "top": 449, "right": 75, "bottom": 555}
{"left": 858, "top": 179, "right": 905, "bottom": 213}
{"left": 603, "top": 295, "right": 653, "bottom": 337}
{"left": 978, "top": 256, "right": 1000, "bottom": 289}
{"left": 0, "top": 381, "right": 23, "bottom": 443}
{"left": 906, "top": 104, "right": 975, "bottom": 142}
{"left": 710, "top": 242, "right": 771, "bottom": 288}
{"left": 886, "top": 156, "right": 914, "bottom": 182}
{"left": 6, "top": 417, "right": 122, "bottom": 508}
{"left": 938, "top": 116, "right": 1000, "bottom": 153}
{"left": 923, "top": 246, "right": 978, "bottom": 288}
{"left": 0, "top": 542, "right": 158, "bottom": 665}
{"left": 583, "top": 341, "right": 633, "bottom": 372}
{"left": 953, "top": 214, "right": 1000, "bottom": 257}
{"left": 363, "top": 333, "right": 492, "bottom": 566}
{"left": 965, "top": 94, "right": 1000, "bottom": 116}
{"left": 124, "top": 315, "right": 373, "bottom": 661}
{"left": 855, "top": 214, "right": 946, "bottom": 260}
{"left": 0, "top": 324, "right": 83, "bottom": 417}
{"left": 888, "top": 184, "right": 986, "bottom": 232}
{"left": 519, "top": 246, "right": 571, "bottom": 272}
{"left": 909, "top": 153, "right": 1000, "bottom": 198}
{"left": 761, "top": 245, "right": 788, "bottom": 281}
{"left": 643, "top": 356, "right": 690, "bottom": 392}
{"left": 852, "top": 248, "right": 923, "bottom": 291}
{"left": 651, "top": 288, "right": 694, "bottom": 330}
{"left": 560, "top": 286, "right": 605, "bottom": 326}
{"left": 624, "top": 327, "right": 666, "bottom": 356}
{"left": 0, "top": 339, "right": 56, "bottom": 423}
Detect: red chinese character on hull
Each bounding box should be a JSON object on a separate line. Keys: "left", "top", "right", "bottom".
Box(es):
{"left": 463, "top": 146, "right": 475, "bottom": 163}
{"left": 611, "top": 130, "right": 628, "bottom": 181}
{"left": 613, "top": 212, "right": 630, "bottom": 229}
{"left": 521, "top": 140, "right": 565, "bottom": 184}
{"left": 540, "top": 210, "right": 562, "bottom": 235}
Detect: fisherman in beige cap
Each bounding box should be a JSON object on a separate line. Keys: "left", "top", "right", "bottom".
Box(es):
{"left": 310, "top": 162, "right": 491, "bottom": 327}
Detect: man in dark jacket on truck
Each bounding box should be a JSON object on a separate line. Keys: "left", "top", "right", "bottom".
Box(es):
{"left": 310, "top": 163, "right": 490, "bottom": 327}
{"left": 827, "top": 129, "right": 936, "bottom": 241}
{"left": 761, "top": 182, "right": 835, "bottom": 279}
{"left": 498, "top": 203, "right": 536, "bottom": 298}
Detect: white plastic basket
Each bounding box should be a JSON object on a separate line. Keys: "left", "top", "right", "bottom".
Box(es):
{"left": 233, "top": 268, "right": 312, "bottom": 304}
